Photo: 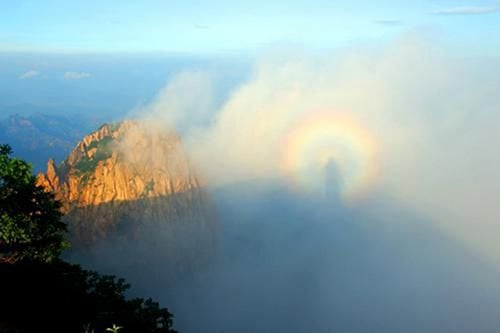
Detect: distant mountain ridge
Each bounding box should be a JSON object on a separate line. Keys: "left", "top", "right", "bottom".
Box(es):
{"left": 0, "top": 113, "right": 103, "bottom": 172}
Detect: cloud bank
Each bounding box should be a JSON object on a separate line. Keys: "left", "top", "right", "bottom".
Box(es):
{"left": 433, "top": 5, "right": 500, "bottom": 15}
{"left": 133, "top": 34, "right": 500, "bottom": 267}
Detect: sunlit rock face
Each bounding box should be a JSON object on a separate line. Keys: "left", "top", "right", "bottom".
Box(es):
{"left": 37, "top": 120, "right": 216, "bottom": 278}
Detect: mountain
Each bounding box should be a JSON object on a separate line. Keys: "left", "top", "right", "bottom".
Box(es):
{"left": 0, "top": 113, "right": 103, "bottom": 172}
{"left": 36, "top": 120, "right": 216, "bottom": 279}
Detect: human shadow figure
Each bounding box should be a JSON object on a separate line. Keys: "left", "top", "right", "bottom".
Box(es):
{"left": 323, "top": 159, "right": 342, "bottom": 203}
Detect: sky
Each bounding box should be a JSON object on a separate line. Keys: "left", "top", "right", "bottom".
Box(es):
{"left": 1, "top": 0, "right": 499, "bottom": 115}
{"left": 0, "top": 52, "right": 247, "bottom": 116}
{"left": 1, "top": 0, "right": 500, "bottom": 54}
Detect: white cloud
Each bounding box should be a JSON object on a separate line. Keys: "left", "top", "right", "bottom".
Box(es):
{"left": 373, "top": 19, "right": 402, "bottom": 25}
{"left": 18, "top": 70, "right": 39, "bottom": 80}
{"left": 132, "top": 71, "right": 216, "bottom": 132}
{"left": 433, "top": 6, "right": 500, "bottom": 15}
{"left": 194, "top": 23, "right": 209, "bottom": 30}
{"left": 63, "top": 71, "right": 91, "bottom": 80}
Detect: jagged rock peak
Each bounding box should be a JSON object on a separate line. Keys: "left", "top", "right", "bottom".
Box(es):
{"left": 36, "top": 119, "right": 214, "bottom": 248}
{"left": 37, "top": 120, "right": 201, "bottom": 211}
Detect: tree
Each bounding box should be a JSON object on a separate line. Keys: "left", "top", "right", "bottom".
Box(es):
{"left": 0, "top": 144, "right": 69, "bottom": 263}
{"left": 0, "top": 261, "right": 178, "bottom": 333}
{"left": 83, "top": 271, "right": 177, "bottom": 333}
{"left": 0, "top": 144, "right": 178, "bottom": 332}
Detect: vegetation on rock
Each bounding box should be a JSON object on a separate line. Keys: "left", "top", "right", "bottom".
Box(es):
{"left": 75, "top": 136, "right": 115, "bottom": 176}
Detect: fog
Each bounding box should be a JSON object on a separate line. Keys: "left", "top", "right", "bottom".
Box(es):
{"left": 136, "top": 34, "right": 500, "bottom": 264}
{"left": 91, "top": 34, "right": 500, "bottom": 332}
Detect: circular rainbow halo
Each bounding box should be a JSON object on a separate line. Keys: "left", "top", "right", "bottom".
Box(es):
{"left": 281, "top": 111, "right": 379, "bottom": 202}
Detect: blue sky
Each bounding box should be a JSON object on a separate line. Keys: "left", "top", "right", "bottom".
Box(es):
{"left": 1, "top": 0, "right": 500, "bottom": 54}
{"left": 1, "top": 0, "right": 499, "bottom": 117}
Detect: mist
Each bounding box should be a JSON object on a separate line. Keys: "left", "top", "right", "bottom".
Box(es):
{"left": 134, "top": 34, "right": 500, "bottom": 263}
{"left": 88, "top": 33, "right": 500, "bottom": 332}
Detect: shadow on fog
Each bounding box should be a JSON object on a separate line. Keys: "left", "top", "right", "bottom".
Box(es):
{"left": 160, "top": 166, "right": 500, "bottom": 333}
{"left": 74, "top": 164, "right": 500, "bottom": 333}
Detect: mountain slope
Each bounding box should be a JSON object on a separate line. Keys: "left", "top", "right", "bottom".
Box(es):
{"left": 37, "top": 120, "right": 216, "bottom": 278}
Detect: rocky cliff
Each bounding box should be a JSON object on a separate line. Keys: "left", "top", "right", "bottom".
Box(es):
{"left": 37, "top": 120, "right": 216, "bottom": 257}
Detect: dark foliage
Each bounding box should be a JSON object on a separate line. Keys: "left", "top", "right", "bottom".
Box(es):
{"left": 0, "top": 144, "right": 178, "bottom": 333}
{"left": 0, "top": 261, "right": 177, "bottom": 333}
{"left": 0, "top": 144, "right": 69, "bottom": 263}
